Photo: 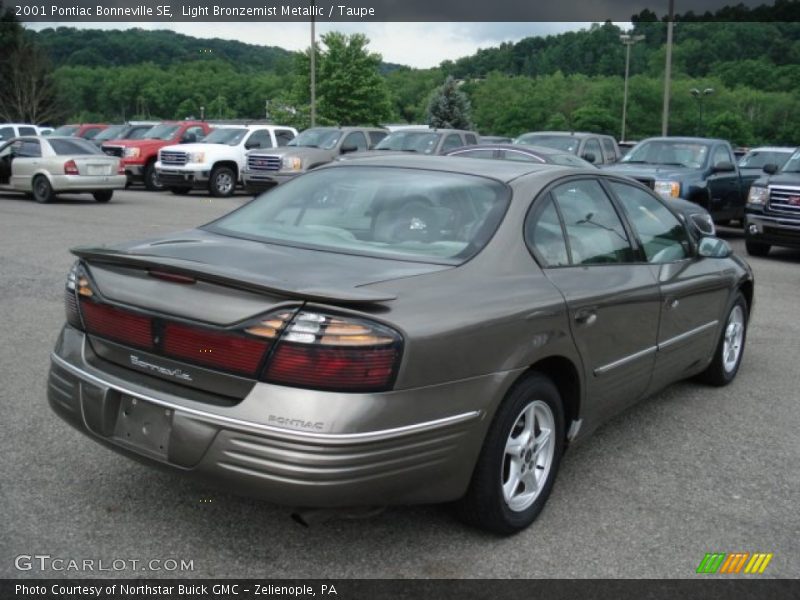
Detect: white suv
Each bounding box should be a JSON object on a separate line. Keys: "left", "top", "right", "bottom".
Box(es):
{"left": 0, "top": 124, "right": 43, "bottom": 142}
{"left": 155, "top": 124, "right": 297, "bottom": 197}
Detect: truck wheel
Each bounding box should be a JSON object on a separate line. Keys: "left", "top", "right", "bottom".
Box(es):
{"left": 32, "top": 175, "right": 55, "bottom": 204}
{"left": 170, "top": 187, "right": 191, "bottom": 196}
{"left": 144, "top": 162, "right": 164, "bottom": 191}
{"left": 745, "top": 240, "right": 770, "bottom": 257}
{"left": 209, "top": 166, "right": 236, "bottom": 197}
{"left": 93, "top": 190, "right": 113, "bottom": 203}
{"left": 455, "top": 373, "right": 565, "bottom": 534}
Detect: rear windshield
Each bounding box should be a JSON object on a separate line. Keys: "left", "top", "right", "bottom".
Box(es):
{"left": 94, "top": 125, "right": 127, "bottom": 141}
{"left": 374, "top": 132, "right": 442, "bottom": 154}
{"left": 738, "top": 150, "right": 792, "bottom": 169}
{"left": 52, "top": 125, "right": 79, "bottom": 136}
{"left": 205, "top": 167, "right": 510, "bottom": 264}
{"left": 516, "top": 134, "right": 578, "bottom": 153}
{"left": 49, "top": 138, "right": 103, "bottom": 155}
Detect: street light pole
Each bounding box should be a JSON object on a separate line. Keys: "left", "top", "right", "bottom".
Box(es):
{"left": 661, "top": 0, "right": 675, "bottom": 136}
{"left": 310, "top": 1, "right": 316, "bottom": 127}
{"left": 620, "top": 34, "right": 645, "bottom": 142}
{"left": 690, "top": 87, "right": 714, "bottom": 136}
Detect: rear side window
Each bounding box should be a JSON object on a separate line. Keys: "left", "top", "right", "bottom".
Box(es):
{"left": 464, "top": 133, "right": 478, "bottom": 145}
{"left": 49, "top": 138, "right": 102, "bottom": 155}
{"left": 551, "top": 179, "right": 634, "bottom": 265}
{"left": 19, "top": 127, "right": 37, "bottom": 136}
{"left": 275, "top": 129, "right": 296, "bottom": 146}
{"left": 503, "top": 150, "right": 544, "bottom": 163}
{"left": 368, "top": 131, "right": 387, "bottom": 147}
{"left": 452, "top": 148, "right": 496, "bottom": 159}
{"left": 611, "top": 182, "right": 690, "bottom": 263}
{"left": 601, "top": 138, "right": 617, "bottom": 162}
{"left": 525, "top": 196, "right": 569, "bottom": 267}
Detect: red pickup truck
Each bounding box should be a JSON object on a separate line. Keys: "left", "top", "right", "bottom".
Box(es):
{"left": 101, "top": 121, "right": 212, "bottom": 190}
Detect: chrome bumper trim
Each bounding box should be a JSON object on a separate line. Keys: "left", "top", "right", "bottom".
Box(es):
{"left": 50, "top": 352, "right": 481, "bottom": 443}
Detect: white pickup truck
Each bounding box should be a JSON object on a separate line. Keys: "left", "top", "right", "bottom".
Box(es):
{"left": 155, "top": 124, "right": 297, "bottom": 197}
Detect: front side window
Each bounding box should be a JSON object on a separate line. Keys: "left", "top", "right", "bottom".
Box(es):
{"left": 525, "top": 196, "right": 569, "bottom": 267}
{"left": 17, "top": 140, "right": 41, "bottom": 158}
{"left": 205, "top": 167, "right": 510, "bottom": 264}
{"left": 583, "top": 138, "right": 602, "bottom": 163}
{"left": 245, "top": 130, "right": 273, "bottom": 150}
{"left": 375, "top": 131, "right": 440, "bottom": 154}
{"left": 146, "top": 124, "right": 181, "bottom": 141}
{"left": 601, "top": 138, "right": 617, "bottom": 162}
{"left": 551, "top": 179, "right": 634, "bottom": 265}
{"left": 275, "top": 129, "right": 296, "bottom": 146}
{"left": 451, "top": 148, "right": 497, "bottom": 159}
{"left": 611, "top": 182, "right": 690, "bottom": 263}
{"left": 441, "top": 134, "right": 464, "bottom": 152}
{"left": 341, "top": 132, "right": 368, "bottom": 152}
{"left": 711, "top": 145, "right": 733, "bottom": 167}
{"left": 0, "top": 127, "right": 14, "bottom": 140}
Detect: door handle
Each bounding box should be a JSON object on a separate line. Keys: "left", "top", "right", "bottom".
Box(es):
{"left": 666, "top": 297, "right": 680, "bottom": 310}
{"left": 574, "top": 308, "right": 597, "bottom": 326}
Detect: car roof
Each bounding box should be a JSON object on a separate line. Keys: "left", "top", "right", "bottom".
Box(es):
{"left": 450, "top": 143, "right": 567, "bottom": 155}
{"left": 746, "top": 146, "right": 795, "bottom": 153}
{"left": 639, "top": 136, "right": 729, "bottom": 145}
{"left": 517, "top": 131, "right": 613, "bottom": 139}
{"left": 386, "top": 128, "right": 473, "bottom": 135}
{"left": 322, "top": 153, "right": 580, "bottom": 183}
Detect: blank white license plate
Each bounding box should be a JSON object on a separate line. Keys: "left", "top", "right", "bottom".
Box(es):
{"left": 87, "top": 165, "right": 108, "bottom": 175}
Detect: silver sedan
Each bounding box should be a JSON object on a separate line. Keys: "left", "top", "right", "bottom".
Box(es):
{"left": 0, "top": 136, "right": 126, "bottom": 203}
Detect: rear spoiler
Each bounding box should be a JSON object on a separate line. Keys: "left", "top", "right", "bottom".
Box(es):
{"left": 71, "top": 246, "right": 397, "bottom": 304}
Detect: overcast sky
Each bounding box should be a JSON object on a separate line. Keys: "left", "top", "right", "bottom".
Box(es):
{"left": 27, "top": 22, "right": 601, "bottom": 68}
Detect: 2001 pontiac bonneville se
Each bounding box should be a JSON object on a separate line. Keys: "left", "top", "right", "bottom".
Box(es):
{"left": 48, "top": 156, "right": 753, "bottom": 534}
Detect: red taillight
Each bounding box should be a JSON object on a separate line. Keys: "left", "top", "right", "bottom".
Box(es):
{"left": 80, "top": 300, "right": 154, "bottom": 349}
{"left": 64, "top": 160, "right": 79, "bottom": 175}
{"left": 162, "top": 322, "right": 269, "bottom": 376}
{"left": 261, "top": 311, "right": 402, "bottom": 392}
{"left": 265, "top": 344, "right": 399, "bottom": 392}
{"left": 117, "top": 161, "right": 125, "bottom": 175}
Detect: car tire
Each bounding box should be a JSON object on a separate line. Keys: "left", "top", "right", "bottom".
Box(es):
{"left": 32, "top": 175, "right": 55, "bottom": 204}
{"left": 456, "top": 373, "right": 565, "bottom": 535}
{"left": 170, "top": 187, "right": 191, "bottom": 196}
{"left": 745, "top": 240, "right": 770, "bottom": 257}
{"left": 697, "top": 292, "right": 748, "bottom": 387}
{"left": 93, "top": 190, "right": 113, "bottom": 203}
{"left": 209, "top": 166, "right": 236, "bottom": 197}
{"left": 144, "top": 162, "right": 164, "bottom": 191}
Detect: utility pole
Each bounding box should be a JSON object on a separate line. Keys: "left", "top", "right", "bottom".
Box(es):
{"left": 310, "top": 1, "right": 316, "bottom": 127}
{"left": 620, "top": 34, "right": 645, "bottom": 142}
{"left": 661, "top": 0, "right": 675, "bottom": 136}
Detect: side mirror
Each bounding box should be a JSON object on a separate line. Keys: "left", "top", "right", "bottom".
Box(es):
{"left": 712, "top": 161, "right": 735, "bottom": 173}
{"left": 697, "top": 236, "right": 732, "bottom": 259}
{"left": 340, "top": 144, "right": 359, "bottom": 154}
{"left": 582, "top": 152, "right": 596, "bottom": 163}
{"left": 181, "top": 132, "right": 197, "bottom": 144}
{"left": 762, "top": 163, "right": 778, "bottom": 175}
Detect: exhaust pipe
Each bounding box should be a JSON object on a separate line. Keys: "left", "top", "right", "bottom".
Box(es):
{"left": 290, "top": 506, "right": 385, "bottom": 527}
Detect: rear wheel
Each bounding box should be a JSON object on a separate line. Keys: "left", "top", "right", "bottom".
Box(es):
{"left": 698, "top": 292, "right": 748, "bottom": 386}
{"left": 32, "top": 175, "right": 54, "bottom": 204}
{"left": 170, "top": 187, "right": 191, "bottom": 195}
{"left": 93, "top": 190, "right": 113, "bottom": 203}
{"left": 745, "top": 240, "right": 770, "bottom": 257}
{"left": 209, "top": 166, "right": 236, "bottom": 197}
{"left": 456, "top": 373, "right": 564, "bottom": 535}
{"left": 144, "top": 161, "right": 163, "bottom": 191}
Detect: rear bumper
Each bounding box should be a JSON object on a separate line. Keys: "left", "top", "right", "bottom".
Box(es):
{"left": 744, "top": 209, "right": 800, "bottom": 249}
{"left": 48, "top": 326, "right": 496, "bottom": 507}
{"left": 50, "top": 174, "right": 127, "bottom": 192}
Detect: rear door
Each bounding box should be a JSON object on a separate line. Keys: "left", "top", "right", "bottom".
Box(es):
{"left": 607, "top": 180, "right": 730, "bottom": 392}
{"left": 527, "top": 177, "right": 661, "bottom": 422}
{"left": 10, "top": 139, "right": 42, "bottom": 189}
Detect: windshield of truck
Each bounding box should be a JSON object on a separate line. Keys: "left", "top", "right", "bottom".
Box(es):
{"left": 146, "top": 124, "right": 181, "bottom": 141}
{"left": 739, "top": 150, "right": 792, "bottom": 170}
{"left": 781, "top": 150, "right": 800, "bottom": 173}
{"left": 515, "top": 134, "right": 578, "bottom": 153}
{"left": 621, "top": 140, "right": 709, "bottom": 168}
{"left": 202, "top": 128, "right": 248, "bottom": 146}
{"left": 52, "top": 125, "right": 79, "bottom": 136}
{"left": 374, "top": 132, "right": 442, "bottom": 154}
{"left": 288, "top": 128, "right": 341, "bottom": 150}
{"left": 93, "top": 125, "right": 127, "bottom": 141}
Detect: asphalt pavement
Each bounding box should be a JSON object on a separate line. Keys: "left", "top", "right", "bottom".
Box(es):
{"left": 1, "top": 188, "right": 798, "bottom": 578}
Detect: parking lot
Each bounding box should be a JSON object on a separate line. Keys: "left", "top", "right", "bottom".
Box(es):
{"left": 1, "top": 188, "right": 798, "bottom": 578}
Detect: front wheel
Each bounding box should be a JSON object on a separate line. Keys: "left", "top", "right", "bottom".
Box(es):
{"left": 144, "top": 162, "right": 164, "bottom": 191}
{"left": 32, "top": 175, "right": 55, "bottom": 203}
{"left": 456, "top": 373, "right": 564, "bottom": 535}
{"left": 745, "top": 240, "right": 770, "bottom": 257}
{"left": 209, "top": 166, "right": 236, "bottom": 197}
{"left": 698, "top": 292, "right": 748, "bottom": 386}
{"left": 93, "top": 190, "right": 113, "bottom": 203}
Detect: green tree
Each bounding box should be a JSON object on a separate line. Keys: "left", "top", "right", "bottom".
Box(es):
{"left": 427, "top": 76, "right": 473, "bottom": 130}
{"left": 315, "top": 32, "right": 392, "bottom": 126}
{"left": 706, "top": 110, "right": 754, "bottom": 146}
